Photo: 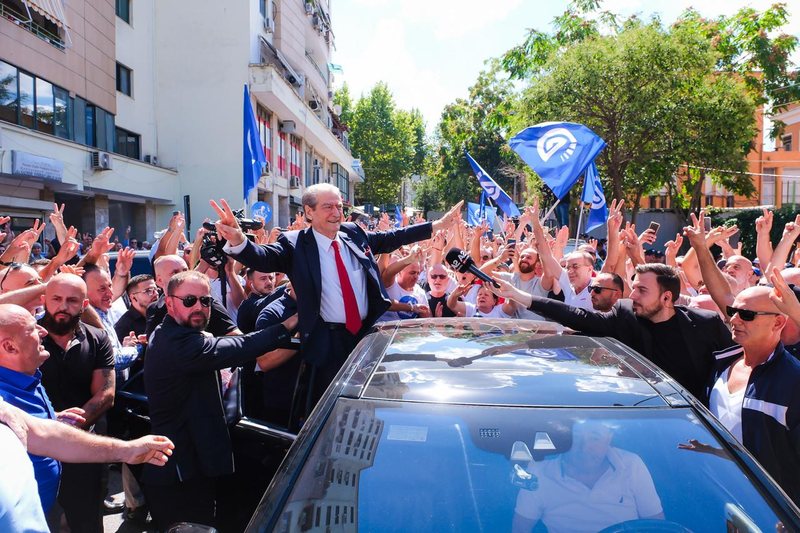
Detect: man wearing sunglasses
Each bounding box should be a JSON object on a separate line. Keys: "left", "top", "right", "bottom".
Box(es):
{"left": 141, "top": 270, "right": 298, "bottom": 530}
{"left": 588, "top": 273, "right": 624, "bottom": 313}
{"left": 708, "top": 286, "right": 800, "bottom": 505}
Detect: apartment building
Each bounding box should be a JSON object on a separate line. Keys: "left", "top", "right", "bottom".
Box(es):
{"left": 0, "top": 0, "right": 357, "bottom": 242}
{"left": 752, "top": 102, "right": 800, "bottom": 208}
{"left": 0, "top": 0, "right": 177, "bottom": 243}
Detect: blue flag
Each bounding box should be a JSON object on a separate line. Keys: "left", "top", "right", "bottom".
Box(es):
{"left": 395, "top": 205, "right": 403, "bottom": 228}
{"left": 243, "top": 85, "right": 266, "bottom": 201}
{"left": 580, "top": 162, "right": 608, "bottom": 232}
{"left": 466, "top": 201, "right": 497, "bottom": 227}
{"left": 465, "top": 152, "right": 520, "bottom": 217}
{"left": 508, "top": 122, "right": 606, "bottom": 199}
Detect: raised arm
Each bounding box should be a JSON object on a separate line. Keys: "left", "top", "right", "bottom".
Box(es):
{"left": 767, "top": 215, "right": 800, "bottom": 272}
{"left": 684, "top": 213, "right": 735, "bottom": 312}
{"left": 601, "top": 199, "right": 624, "bottom": 273}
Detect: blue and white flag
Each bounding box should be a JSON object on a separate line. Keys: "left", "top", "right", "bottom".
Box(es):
{"left": 465, "top": 152, "right": 520, "bottom": 217}
{"left": 580, "top": 162, "right": 607, "bottom": 232}
{"left": 243, "top": 85, "right": 266, "bottom": 201}
{"left": 508, "top": 122, "right": 606, "bottom": 200}
{"left": 466, "top": 201, "right": 497, "bottom": 227}
{"left": 395, "top": 205, "right": 403, "bottom": 228}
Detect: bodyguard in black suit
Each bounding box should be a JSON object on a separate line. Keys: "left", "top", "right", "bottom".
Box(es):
{"left": 211, "top": 185, "right": 462, "bottom": 401}
{"left": 141, "top": 270, "right": 296, "bottom": 530}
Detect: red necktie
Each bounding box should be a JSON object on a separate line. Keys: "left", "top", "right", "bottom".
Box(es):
{"left": 331, "top": 240, "right": 362, "bottom": 335}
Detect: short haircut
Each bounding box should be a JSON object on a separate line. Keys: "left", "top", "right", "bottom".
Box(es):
{"left": 246, "top": 268, "right": 273, "bottom": 278}
{"left": 608, "top": 273, "right": 624, "bottom": 292}
{"left": 126, "top": 274, "right": 154, "bottom": 294}
{"left": 302, "top": 183, "right": 340, "bottom": 210}
{"left": 635, "top": 263, "right": 680, "bottom": 303}
{"left": 81, "top": 262, "right": 108, "bottom": 278}
{"left": 565, "top": 251, "right": 594, "bottom": 267}
{"left": 166, "top": 270, "right": 210, "bottom": 296}
{"left": 29, "top": 258, "right": 50, "bottom": 267}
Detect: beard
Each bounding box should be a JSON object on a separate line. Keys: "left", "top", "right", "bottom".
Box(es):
{"left": 41, "top": 309, "right": 81, "bottom": 336}
{"left": 179, "top": 311, "right": 210, "bottom": 331}
{"left": 632, "top": 300, "right": 664, "bottom": 320}
{"left": 518, "top": 261, "right": 534, "bottom": 274}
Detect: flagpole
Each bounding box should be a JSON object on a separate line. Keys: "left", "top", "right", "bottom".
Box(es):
{"left": 541, "top": 197, "right": 561, "bottom": 224}
{"left": 574, "top": 202, "right": 585, "bottom": 252}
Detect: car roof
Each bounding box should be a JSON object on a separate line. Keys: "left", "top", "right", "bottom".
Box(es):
{"left": 342, "top": 318, "right": 688, "bottom": 409}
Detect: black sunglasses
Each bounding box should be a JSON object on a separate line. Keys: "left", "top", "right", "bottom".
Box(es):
{"left": 0, "top": 262, "right": 23, "bottom": 291}
{"left": 169, "top": 294, "right": 212, "bottom": 308}
{"left": 589, "top": 286, "right": 618, "bottom": 294}
{"left": 430, "top": 274, "right": 448, "bottom": 280}
{"left": 726, "top": 306, "right": 780, "bottom": 322}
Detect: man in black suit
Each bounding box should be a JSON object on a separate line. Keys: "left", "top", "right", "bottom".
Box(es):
{"left": 493, "top": 263, "right": 734, "bottom": 404}
{"left": 211, "top": 185, "right": 461, "bottom": 401}
{"left": 141, "top": 270, "right": 297, "bottom": 530}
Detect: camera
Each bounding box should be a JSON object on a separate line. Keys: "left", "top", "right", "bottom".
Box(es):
{"left": 200, "top": 209, "right": 263, "bottom": 267}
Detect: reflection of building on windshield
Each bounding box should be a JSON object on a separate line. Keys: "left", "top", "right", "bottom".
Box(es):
{"left": 278, "top": 405, "right": 382, "bottom": 531}
{"left": 512, "top": 420, "right": 664, "bottom": 533}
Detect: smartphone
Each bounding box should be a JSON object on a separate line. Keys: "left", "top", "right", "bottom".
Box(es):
{"left": 507, "top": 238, "right": 517, "bottom": 247}
{"left": 703, "top": 217, "right": 712, "bottom": 232}
{"left": 486, "top": 230, "right": 494, "bottom": 241}
{"left": 173, "top": 210, "right": 180, "bottom": 216}
{"left": 648, "top": 221, "right": 660, "bottom": 236}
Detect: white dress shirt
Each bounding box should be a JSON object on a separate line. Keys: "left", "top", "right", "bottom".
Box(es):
{"left": 224, "top": 230, "right": 368, "bottom": 324}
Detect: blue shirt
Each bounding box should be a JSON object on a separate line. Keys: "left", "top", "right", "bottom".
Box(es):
{"left": 0, "top": 367, "right": 61, "bottom": 512}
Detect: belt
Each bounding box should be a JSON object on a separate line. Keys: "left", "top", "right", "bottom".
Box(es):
{"left": 322, "top": 321, "right": 348, "bottom": 331}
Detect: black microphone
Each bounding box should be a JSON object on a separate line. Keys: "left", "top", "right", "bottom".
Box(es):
{"left": 445, "top": 248, "right": 500, "bottom": 288}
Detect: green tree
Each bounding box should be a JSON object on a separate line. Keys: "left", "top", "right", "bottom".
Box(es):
{"left": 500, "top": 2, "right": 782, "bottom": 220}
{"left": 433, "top": 61, "right": 526, "bottom": 209}
{"left": 348, "top": 83, "right": 416, "bottom": 205}
{"left": 333, "top": 83, "right": 354, "bottom": 125}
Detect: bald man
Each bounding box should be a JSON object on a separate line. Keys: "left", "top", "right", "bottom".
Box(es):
{"left": 38, "top": 274, "right": 115, "bottom": 532}
{"left": 708, "top": 286, "right": 800, "bottom": 504}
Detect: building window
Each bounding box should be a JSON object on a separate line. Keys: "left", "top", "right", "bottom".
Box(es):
{"left": 85, "top": 104, "right": 95, "bottom": 147}
{"left": 782, "top": 175, "right": 800, "bottom": 205}
{"left": 331, "top": 162, "right": 349, "bottom": 203}
{"left": 659, "top": 195, "right": 667, "bottom": 209}
{"left": 305, "top": 151, "right": 313, "bottom": 187}
{"left": 289, "top": 135, "right": 301, "bottom": 177}
{"left": 257, "top": 105, "right": 272, "bottom": 164}
{"left": 116, "top": 0, "right": 130, "bottom": 23}
{"left": 762, "top": 170, "right": 776, "bottom": 206}
{"left": 0, "top": 0, "right": 64, "bottom": 49}
{"left": 0, "top": 61, "right": 18, "bottom": 124}
{"left": 648, "top": 195, "right": 656, "bottom": 209}
{"left": 18, "top": 71, "right": 34, "bottom": 129}
{"left": 35, "top": 78, "right": 54, "bottom": 134}
{"left": 116, "top": 63, "right": 132, "bottom": 96}
{"left": 114, "top": 127, "right": 140, "bottom": 159}
{"left": 277, "top": 132, "right": 286, "bottom": 175}
{"left": 782, "top": 135, "right": 793, "bottom": 152}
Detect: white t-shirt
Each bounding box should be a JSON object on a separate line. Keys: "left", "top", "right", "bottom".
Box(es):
{"left": 556, "top": 269, "right": 595, "bottom": 311}
{"left": 464, "top": 302, "right": 511, "bottom": 318}
{"left": 210, "top": 275, "right": 246, "bottom": 323}
{"left": 515, "top": 447, "right": 662, "bottom": 533}
{"left": 709, "top": 367, "right": 745, "bottom": 442}
{"left": 380, "top": 282, "right": 429, "bottom": 321}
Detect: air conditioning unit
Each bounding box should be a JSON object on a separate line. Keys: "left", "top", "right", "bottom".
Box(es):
{"left": 308, "top": 99, "right": 319, "bottom": 111}
{"left": 304, "top": 2, "right": 313, "bottom": 15}
{"left": 143, "top": 154, "right": 159, "bottom": 165}
{"left": 262, "top": 17, "right": 275, "bottom": 33}
{"left": 90, "top": 151, "right": 112, "bottom": 171}
{"left": 289, "top": 176, "right": 301, "bottom": 189}
{"left": 261, "top": 160, "right": 271, "bottom": 175}
{"left": 280, "top": 120, "right": 296, "bottom": 134}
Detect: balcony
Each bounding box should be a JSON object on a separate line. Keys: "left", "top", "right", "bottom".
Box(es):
{"left": 0, "top": 0, "right": 65, "bottom": 50}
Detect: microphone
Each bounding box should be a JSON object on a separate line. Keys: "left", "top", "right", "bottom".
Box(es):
{"left": 445, "top": 248, "right": 500, "bottom": 288}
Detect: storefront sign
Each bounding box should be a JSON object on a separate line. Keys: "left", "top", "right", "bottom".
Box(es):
{"left": 11, "top": 151, "right": 63, "bottom": 182}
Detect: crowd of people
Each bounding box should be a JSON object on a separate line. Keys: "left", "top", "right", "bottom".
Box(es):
{"left": 1, "top": 183, "right": 800, "bottom": 531}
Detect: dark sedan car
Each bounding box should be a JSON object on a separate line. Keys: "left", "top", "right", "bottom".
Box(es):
{"left": 246, "top": 319, "right": 800, "bottom": 533}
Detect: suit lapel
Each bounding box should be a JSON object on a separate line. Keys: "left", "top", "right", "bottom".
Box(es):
{"left": 302, "top": 228, "right": 322, "bottom": 299}
{"left": 339, "top": 233, "right": 370, "bottom": 266}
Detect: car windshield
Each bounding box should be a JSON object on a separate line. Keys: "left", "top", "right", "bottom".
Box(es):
{"left": 264, "top": 399, "right": 787, "bottom": 533}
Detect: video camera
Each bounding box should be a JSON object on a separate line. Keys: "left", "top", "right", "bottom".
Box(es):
{"left": 200, "top": 209, "right": 263, "bottom": 268}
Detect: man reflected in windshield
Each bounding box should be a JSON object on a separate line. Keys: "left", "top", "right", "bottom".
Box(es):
{"left": 512, "top": 420, "right": 663, "bottom": 533}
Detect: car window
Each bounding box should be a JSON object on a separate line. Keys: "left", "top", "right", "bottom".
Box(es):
{"left": 262, "top": 400, "right": 788, "bottom": 532}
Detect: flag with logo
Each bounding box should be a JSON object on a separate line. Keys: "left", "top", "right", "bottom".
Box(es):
{"left": 580, "top": 162, "right": 608, "bottom": 232}
{"left": 508, "top": 122, "right": 606, "bottom": 200}
{"left": 243, "top": 85, "right": 266, "bottom": 201}
{"left": 465, "top": 152, "right": 520, "bottom": 217}
{"left": 466, "top": 201, "right": 497, "bottom": 227}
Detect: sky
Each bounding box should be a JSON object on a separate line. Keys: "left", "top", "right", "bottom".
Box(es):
{"left": 329, "top": 0, "right": 800, "bottom": 133}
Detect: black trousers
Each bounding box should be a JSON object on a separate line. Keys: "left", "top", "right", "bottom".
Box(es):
{"left": 58, "top": 462, "right": 104, "bottom": 533}
{"left": 309, "top": 325, "right": 360, "bottom": 405}
{"left": 143, "top": 477, "right": 216, "bottom": 531}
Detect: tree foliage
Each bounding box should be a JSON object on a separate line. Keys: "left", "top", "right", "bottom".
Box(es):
{"left": 499, "top": 1, "right": 789, "bottom": 219}
{"left": 429, "top": 61, "right": 526, "bottom": 210}
{"left": 344, "top": 83, "right": 422, "bottom": 205}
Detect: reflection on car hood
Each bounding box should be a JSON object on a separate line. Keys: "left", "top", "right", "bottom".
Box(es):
{"left": 360, "top": 319, "right": 676, "bottom": 407}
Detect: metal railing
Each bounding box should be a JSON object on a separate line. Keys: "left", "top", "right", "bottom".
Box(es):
{"left": 0, "top": 1, "right": 65, "bottom": 50}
